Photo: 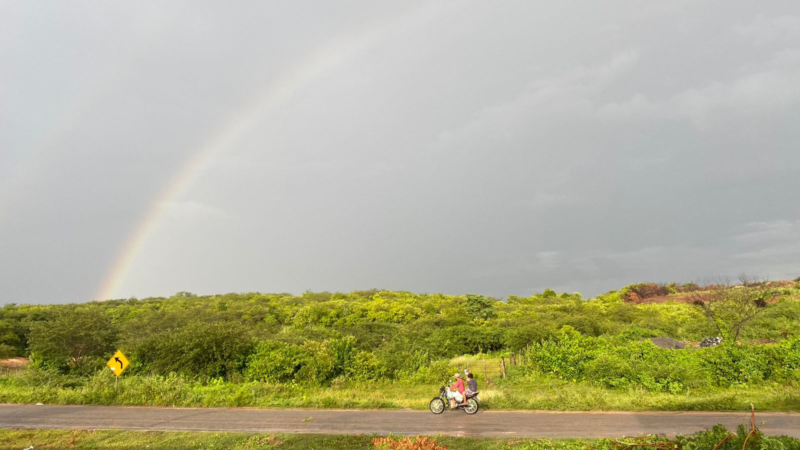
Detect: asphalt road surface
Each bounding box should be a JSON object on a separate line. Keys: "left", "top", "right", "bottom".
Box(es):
{"left": 0, "top": 405, "right": 798, "bottom": 438}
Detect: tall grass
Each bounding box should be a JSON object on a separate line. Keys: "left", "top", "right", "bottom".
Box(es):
{"left": 1, "top": 427, "right": 799, "bottom": 449}
{"left": 2, "top": 367, "right": 798, "bottom": 412}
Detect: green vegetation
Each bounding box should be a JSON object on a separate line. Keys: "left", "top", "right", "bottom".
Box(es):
{"left": 1, "top": 426, "right": 798, "bottom": 449}
{"left": 526, "top": 329, "right": 800, "bottom": 392}
{"left": 0, "top": 281, "right": 799, "bottom": 411}
{"left": 0, "top": 369, "right": 798, "bottom": 410}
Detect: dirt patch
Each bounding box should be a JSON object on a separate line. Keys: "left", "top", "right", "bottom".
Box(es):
{"left": 0, "top": 357, "right": 29, "bottom": 368}
{"left": 634, "top": 294, "right": 696, "bottom": 304}
{"left": 647, "top": 337, "right": 686, "bottom": 349}
{"left": 623, "top": 280, "right": 798, "bottom": 304}
{"left": 635, "top": 293, "right": 782, "bottom": 305}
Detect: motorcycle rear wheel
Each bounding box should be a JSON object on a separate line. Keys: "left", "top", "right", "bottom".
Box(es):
{"left": 429, "top": 397, "right": 445, "bottom": 414}
{"left": 463, "top": 398, "right": 479, "bottom": 415}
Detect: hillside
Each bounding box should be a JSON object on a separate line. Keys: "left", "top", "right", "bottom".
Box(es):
{"left": 0, "top": 281, "right": 798, "bottom": 411}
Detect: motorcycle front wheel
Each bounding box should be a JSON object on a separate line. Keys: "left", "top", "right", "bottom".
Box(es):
{"left": 463, "top": 398, "right": 479, "bottom": 415}
{"left": 429, "top": 397, "right": 445, "bottom": 414}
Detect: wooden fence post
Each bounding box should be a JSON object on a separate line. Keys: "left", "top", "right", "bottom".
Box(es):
{"left": 500, "top": 356, "right": 507, "bottom": 378}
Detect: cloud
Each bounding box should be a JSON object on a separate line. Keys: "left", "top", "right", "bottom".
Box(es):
{"left": 535, "top": 251, "right": 561, "bottom": 269}
{"left": 604, "top": 245, "right": 716, "bottom": 267}
{"left": 733, "top": 14, "right": 800, "bottom": 45}
{"left": 162, "top": 200, "right": 234, "bottom": 221}
{"left": 527, "top": 191, "right": 574, "bottom": 209}
{"left": 597, "top": 50, "right": 800, "bottom": 127}
{"left": 4, "top": 2, "right": 800, "bottom": 303}
{"left": 731, "top": 220, "right": 800, "bottom": 269}
{"left": 731, "top": 220, "right": 800, "bottom": 245}
{"left": 430, "top": 50, "right": 639, "bottom": 150}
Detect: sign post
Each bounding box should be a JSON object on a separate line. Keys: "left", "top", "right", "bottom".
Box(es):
{"left": 106, "top": 350, "right": 130, "bottom": 392}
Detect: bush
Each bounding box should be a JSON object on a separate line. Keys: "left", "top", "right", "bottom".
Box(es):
{"left": 132, "top": 322, "right": 251, "bottom": 379}
{"left": 505, "top": 325, "right": 557, "bottom": 350}
{"left": 696, "top": 344, "right": 784, "bottom": 387}
{"left": 526, "top": 330, "right": 800, "bottom": 392}
{"left": 245, "top": 336, "right": 373, "bottom": 385}
{"left": 583, "top": 353, "right": 634, "bottom": 388}
{"left": 526, "top": 328, "right": 600, "bottom": 381}
{"left": 465, "top": 294, "right": 496, "bottom": 320}
{"left": 245, "top": 341, "right": 308, "bottom": 383}
{"left": 347, "top": 351, "right": 386, "bottom": 381}
{"left": 426, "top": 326, "right": 505, "bottom": 355}
{"left": 677, "top": 424, "right": 800, "bottom": 450}
{"left": 621, "top": 283, "right": 671, "bottom": 302}
{"left": 28, "top": 306, "right": 117, "bottom": 375}
{"left": 294, "top": 341, "right": 336, "bottom": 384}
{"left": 557, "top": 315, "right": 610, "bottom": 337}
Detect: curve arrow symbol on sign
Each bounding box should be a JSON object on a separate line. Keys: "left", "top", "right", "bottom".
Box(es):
{"left": 115, "top": 357, "right": 123, "bottom": 369}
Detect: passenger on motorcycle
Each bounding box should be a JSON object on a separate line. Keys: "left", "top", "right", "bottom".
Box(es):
{"left": 447, "top": 373, "right": 466, "bottom": 407}
{"left": 466, "top": 372, "right": 477, "bottom": 396}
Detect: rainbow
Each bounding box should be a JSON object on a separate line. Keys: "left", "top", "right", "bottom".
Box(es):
{"left": 94, "top": 3, "right": 454, "bottom": 300}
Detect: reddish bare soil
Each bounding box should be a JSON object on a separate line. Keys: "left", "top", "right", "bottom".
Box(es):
{"left": 0, "top": 357, "right": 28, "bottom": 368}
{"left": 624, "top": 281, "right": 798, "bottom": 305}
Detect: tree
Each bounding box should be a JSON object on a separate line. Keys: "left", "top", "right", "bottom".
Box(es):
{"left": 28, "top": 306, "right": 117, "bottom": 373}
{"left": 133, "top": 321, "right": 251, "bottom": 379}
{"left": 690, "top": 276, "right": 774, "bottom": 342}
{"left": 465, "top": 294, "right": 496, "bottom": 320}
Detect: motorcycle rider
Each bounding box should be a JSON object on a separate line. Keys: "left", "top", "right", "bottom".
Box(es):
{"left": 448, "top": 373, "right": 466, "bottom": 407}
{"left": 465, "top": 372, "right": 478, "bottom": 397}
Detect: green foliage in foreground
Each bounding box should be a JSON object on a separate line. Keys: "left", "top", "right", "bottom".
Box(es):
{"left": 0, "top": 426, "right": 798, "bottom": 450}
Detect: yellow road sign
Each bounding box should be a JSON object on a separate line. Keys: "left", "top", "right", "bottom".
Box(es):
{"left": 107, "top": 350, "right": 130, "bottom": 377}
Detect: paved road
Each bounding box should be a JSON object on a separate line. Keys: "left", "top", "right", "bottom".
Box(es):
{"left": 0, "top": 405, "right": 798, "bottom": 438}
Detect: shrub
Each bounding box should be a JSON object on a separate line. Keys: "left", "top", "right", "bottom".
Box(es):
{"left": 526, "top": 329, "right": 799, "bottom": 391}
{"left": 245, "top": 341, "right": 308, "bottom": 383}
{"left": 696, "top": 344, "right": 784, "bottom": 387}
{"left": 617, "top": 341, "right": 698, "bottom": 393}
{"left": 426, "top": 326, "right": 505, "bottom": 356}
{"left": 245, "top": 336, "right": 373, "bottom": 385}
{"left": 556, "top": 315, "right": 610, "bottom": 337}
{"left": 294, "top": 341, "right": 336, "bottom": 384}
{"left": 782, "top": 337, "right": 800, "bottom": 372}
{"left": 465, "top": 294, "right": 496, "bottom": 320}
{"left": 28, "top": 306, "right": 117, "bottom": 375}
{"left": 400, "top": 358, "right": 453, "bottom": 384}
{"left": 526, "top": 328, "right": 599, "bottom": 380}
{"left": 347, "top": 351, "right": 386, "bottom": 381}
{"left": 616, "top": 327, "right": 659, "bottom": 342}
{"left": 583, "top": 353, "right": 634, "bottom": 388}
{"left": 133, "top": 322, "right": 251, "bottom": 379}
{"left": 621, "top": 283, "right": 671, "bottom": 302}
{"left": 505, "top": 325, "right": 557, "bottom": 350}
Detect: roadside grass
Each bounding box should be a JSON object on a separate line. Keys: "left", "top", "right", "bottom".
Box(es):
{"left": 1, "top": 368, "right": 798, "bottom": 412}
{"left": 0, "top": 429, "right": 724, "bottom": 450}
{"left": 1, "top": 428, "right": 798, "bottom": 450}
{"left": 0, "top": 429, "right": 374, "bottom": 449}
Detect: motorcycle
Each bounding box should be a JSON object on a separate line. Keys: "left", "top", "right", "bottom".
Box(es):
{"left": 429, "top": 385, "right": 479, "bottom": 415}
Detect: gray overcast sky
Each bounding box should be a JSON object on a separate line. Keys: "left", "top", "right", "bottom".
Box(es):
{"left": 2, "top": 1, "right": 799, "bottom": 304}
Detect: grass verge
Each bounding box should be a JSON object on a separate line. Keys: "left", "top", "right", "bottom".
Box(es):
{"left": 1, "top": 370, "right": 798, "bottom": 412}
{"left": 1, "top": 428, "right": 799, "bottom": 450}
